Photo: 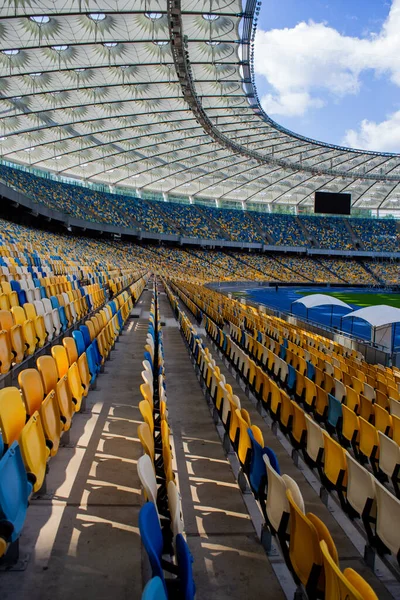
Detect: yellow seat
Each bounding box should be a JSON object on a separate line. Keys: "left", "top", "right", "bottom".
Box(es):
{"left": 235, "top": 408, "right": 252, "bottom": 470}
{"left": 315, "top": 386, "right": 328, "bottom": 420}
{"left": 77, "top": 354, "right": 91, "bottom": 397}
{"left": 68, "top": 362, "right": 84, "bottom": 412}
{"left": 290, "top": 401, "right": 307, "bottom": 448}
{"left": 40, "top": 390, "right": 62, "bottom": 457}
{"left": 270, "top": 380, "right": 282, "bottom": 419}
{"left": 0, "top": 330, "right": 13, "bottom": 373}
{"left": 322, "top": 431, "right": 347, "bottom": 505}
{"left": 359, "top": 394, "right": 374, "bottom": 423}
{"left": 12, "top": 306, "right": 36, "bottom": 356}
{"left": 139, "top": 400, "right": 154, "bottom": 434}
{"left": 0, "top": 386, "right": 26, "bottom": 446}
{"left": 37, "top": 355, "right": 73, "bottom": 432}
{"left": 320, "top": 540, "right": 378, "bottom": 600}
{"left": 304, "top": 377, "right": 317, "bottom": 411}
{"left": 24, "top": 303, "right": 47, "bottom": 348}
{"left": 63, "top": 337, "right": 78, "bottom": 365}
{"left": 19, "top": 411, "right": 50, "bottom": 493}
{"left": 161, "top": 420, "right": 174, "bottom": 484}
{"left": 345, "top": 386, "right": 359, "bottom": 413}
{"left": 359, "top": 417, "right": 380, "bottom": 470}
{"left": 280, "top": 390, "right": 294, "bottom": 431}
{"left": 286, "top": 489, "right": 324, "bottom": 596}
{"left": 392, "top": 415, "right": 400, "bottom": 445}
{"left": 138, "top": 422, "right": 154, "bottom": 463}
{"left": 18, "top": 368, "right": 45, "bottom": 416}
{"left": 51, "top": 345, "right": 69, "bottom": 379}
{"left": 341, "top": 405, "right": 359, "bottom": 448}
{"left": 374, "top": 404, "right": 392, "bottom": 436}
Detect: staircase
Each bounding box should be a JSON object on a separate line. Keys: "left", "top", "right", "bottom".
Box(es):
{"left": 296, "top": 216, "right": 316, "bottom": 247}
{"left": 246, "top": 211, "right": 271, "bottom": 243}
{"left": 196, "top": 205, "right": 230, "bottom": 240}
{"left": 344, "top": 219, "right": 361, "bottom": 249}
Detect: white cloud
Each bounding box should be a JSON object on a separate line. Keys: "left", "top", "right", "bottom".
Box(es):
{"left": 342, "top": 110, "right": 400, "bottom": 151}
{"left": 254, "top": 0, "right": 400, "bottom": 119}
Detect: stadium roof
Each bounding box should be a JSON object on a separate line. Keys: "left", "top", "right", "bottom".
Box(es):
{"left": 1, "top": 0, "right": 400, "bottom": 209}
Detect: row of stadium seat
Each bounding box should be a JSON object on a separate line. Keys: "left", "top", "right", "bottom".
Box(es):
{"left": 0, "top": 164, "right": 398, "bottom": 251}
{"left": 136, "top": 284, "right": 195, "bottom": 599}
{"left": 164, "top": 280, "right": 379, "bottom": 599}
{"left": 171, "top": 281, "right": 400, "bottom": 569}
{"left": 0, "top": 277, "right": 146, "bottom": 563}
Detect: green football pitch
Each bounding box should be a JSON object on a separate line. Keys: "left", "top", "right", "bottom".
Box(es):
{"left": 322, "top": 291, "right": 400, "bottom": 309}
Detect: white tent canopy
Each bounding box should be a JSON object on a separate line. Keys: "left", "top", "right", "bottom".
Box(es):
{"left": 342, "top": 305, "right": 400, "bottom": 327}
{"left": 292, "top": 294, "right": 352, "bottom": 310}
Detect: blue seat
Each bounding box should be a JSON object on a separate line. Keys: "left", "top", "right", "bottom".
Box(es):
{"left": 142, "top": 577, "right": 167, "bottom": 600}
{"left": 117, "top": 310, "right": 123, "bottom": 330}
{"left": 139, "top": 502, "right": 195, "bottom": 600}
{"left": 17, "top": 290, "right": 27, "bottom": 306}
{"left": 72, "top": 330, "right": 86, "bottom": 356}
{"left": 139, "top": 502, "right": 168, "bottom": 595}
{"left": 58, "top": 306, "right": 68, "bottom": 331}
{"left": 279, "top": 345, "right": 286, "bottom": 361}
{"left": 80, "top": 325, "right": 92, "bottom": 349}
{"left": 91, "top": 339, "right": 103, "bottom": 369}
{"left": 144, "top": 351, "right": 153, "bottom": 370}
{"left": 176, "top": 533, "right": 195, "bottom": 600}
{"left": 0, "top": 442, "right": 33, "bottom": 550}
{"left": 85, "top": 294, "right": 92, "bottom": 311}
{"left": 306, "top": 361, "right": 315, "bottom": 381}
{"left": 287, "top": 364, "right": 297, "bottom": 392}
{"left": 40, "top": 287, "right": 47, "bottom": 299}
{"left": 264, "top": 447, "right": 280, "bottom": 475}
{"left": 10, "top": 280, "right": 20, "bottom": 292}
{"left": 85, "top": 345, "right": 99, "bottom": 384}
{"left": 50, "top": 296, "right": 59, "bottom": 309}
{"left": 248, "top": 429, "right": 267, "bottom": 496}
{"left": 327, "top": 394, "right": 343, "bottom": 430}
{"left": 109, "top": 301, "right": 117, "bottom": 316}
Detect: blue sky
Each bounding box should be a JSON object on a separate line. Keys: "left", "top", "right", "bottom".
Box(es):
{"left": 253, "top": 0, "right": 400, "bottom": 152}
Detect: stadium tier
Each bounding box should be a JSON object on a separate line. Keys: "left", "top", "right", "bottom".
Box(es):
{"left": 1, "top": 164, "right": 399, "bottom": 252}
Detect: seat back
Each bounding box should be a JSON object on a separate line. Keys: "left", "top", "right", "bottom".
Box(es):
{"left": 138, "top": 422, "right": 155, "bottom": 463}
{"left": 139, "top": 400, "right": 154, "bottom": 434}
{"left": 168, "top": 480, "right": 184, "bottom": 539}
{"left": 141, "top": 577, "right": 167, "bottom": 600}
{"left": 137, "top": 454, "right": 158, "bottom": 508}
{"left": 37, "top": 355, "right": 58, "bottom": 394}
{"left": 72, "top": 330, "right": 86, "bottom": 356}
{"left": 63, "top": 337, "right": 78, "bottom": 365}
{"left": 176, "top": 533, "right": 196, "bottom": 600}
{"left": 0, "top": 387, "right": 26, "bottom": 446}
{"left": 322, "top": 431, "right": 348, "bottom": 489}
{"left": 378, "top": 431, "right": 400, "bottom": 479}
{"left": 19, "top": 411, "right": 49, "bottom": 493}
{"left": 320, "top": 540, "right": 361, "bottom": 600}
{"left": 375, "top": 481, "right": 400, "bottom": 556}
{"left": 0, "top": 441, "right": 32, "bottom": 545}
{"left": 18, "top": 368, "right": 45, "bottom": 416}
{"left": 346, "top": 453, "right": 376, "bottom": 518}
{"left": 138, "top": 502, "right": 166, "bottom": 592}
{"left": 51, "top": 345, "right": 70, "bottom": 379}
{"left": 305, "top": 414, "right": 324, "bottom": 464}
{"left": 265, "top": 460, "right": 290, "bottom": 533}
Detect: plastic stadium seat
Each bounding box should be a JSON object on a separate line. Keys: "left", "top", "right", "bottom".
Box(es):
{"left": 138, "top": 422, "right": 155, "bottom": 464}
{"left": 137, "top": 454, "right": 159, "bottom": 510}
{"left": 346, "top": 454, "right": 376, "bottom": 541}
{"left": 139, "top": 502, "right": 195, "bottom": 600}
{"left": 51, "top": 345, "right": 69, "bottom": 379}
{"left": 358, "top": 417, "right": 380, "bottom": 473}
{"left": 141, "top": 577, "right": 167, "bottom": 600}
{"left": 286, "top": 489, "right": 333, "bottom": 597}
{"left": 40, "top": 391, "right": 62, "bottom": 457}
{"left": 320, "top": 540, "right": 378, "bottom": 600}
{"left": 322, "top": 431, "right": 347, "bottom": 507}
{"left": 290, "top": 401, "right": 307, "bottom": 449}
{"left": 248, "top": 427, "right": 267, "bottom": 497}
{"left": 0, "top": 330, "right": 13, "bottom": 374}
{"left": 0, "top": 387, "right": 26, "bottom": 448}
{"left": 265, "top": 459, "right": 304, "bottom": 536}
{"left": 139, "top": 400, "right": 155, "bottom": 435}
{"left": 0, "top": 441, "right": 33, "bottom": 557}
{"left": 304, "top": 414, "right": 324, "bottom": 468}
{"left": 375, "top": 482, "right": 400, "bottom": 563}
{"left": 374, "top": 404, "right": 392, "bottom": 436}
{"left": 24, "top": 303, "right": 47, "bottom": 348}
{"left": 19, "top": 411, "right": 50, "bottom": 493}
{"left": 378, "top": 431, "right": 400, "bottom": 495}
{"left": 67, "top": 362, "right": 84, "bottom": 412}
{"left": 341, "top": 405, "right": 360, "bottom": 450}
{"left": 327, "top": 394, "right": 343, "bottom": 432}
{"left": 37, "top": 356, "right": 73, "bottom": 432}
{"left": 63, "top": 337, "right": 78, "bottom": 365}
{"left": 19, "top": 368, "right": 45, "bottom": 416}
{"left": 168, "top": 480, "right": 184, "bottom": 540}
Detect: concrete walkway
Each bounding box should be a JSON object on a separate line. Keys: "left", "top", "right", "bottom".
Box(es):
{"left": 158, "top": 289, "right": 285, "bottom": 600}
{"left": 2, "top": 290, "right": 153, "bottom": 600}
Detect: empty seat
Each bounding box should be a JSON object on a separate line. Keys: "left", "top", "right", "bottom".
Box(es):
{"left": 0, "top": 387, "right": 26, "bottom": 448}
{"left": 141, "top": 577, "right": 167, "bottom": 600}
{"left": 375, "top": 481, "right": 400, "bottom": 562}
{"left": 378, "top": 431, "right": 400, "bottom": 496}
{"left": 322, "top": 431, "right": 347, "bottom": 508}
{"left": 0, "top": 441, "right": 33, "bottom": 558}
{"left": 19, "top": 411, "right": 50, "bottom": 493}
{"left": 304, "top": 414, "right": 324, "bottom": 468}
{"left": 346, "top": 453, "right": 376, "bottom": 542}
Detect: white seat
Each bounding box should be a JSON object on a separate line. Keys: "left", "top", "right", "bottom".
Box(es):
{"left": 265, "top": 460, "right": 305, "bottom": 535}
{"left": 167, "top": 480, "right": 184, "bottom": 539}
{"left": 52, "top": 308, "right": 62, "bottom": 336}
{"left": 33, "top": 288, "right": 41, "bottom": 302}
{"left": 142, "top": 369, "right": 154, "bottom": 395}
{"left": 378, "top": 431, "right": 400, "bottom": 480}
{"left": 334, "top": 379, "right": 346, "bottom": 402}
{"left": 390, "top": 398, "right": 400, "bottom": 419}
{"left": 26, "top": 289, "right": 36, "bottom": 303}
{"left": 363, "top": 383, "right": 375, "bottom": 401}
{"left": 221, "top": 393, "right": 240, "bottom": 429}
{"left": 137, "top": 454, "right": 160, "bottom": 522}
{"left": 280, "top": 360, "right": 288, "bottom": 385}
{"left": 375, "top": 481, "right": 400, "bottom": 557}
{"left": 346, "top": 452, "right": 376, "bottom": 519}
{"left": 304, "top": 414, "right": 324, "bottom": 464}
{"left": 69, "top": 301, "right": 77, "bottom": 323}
